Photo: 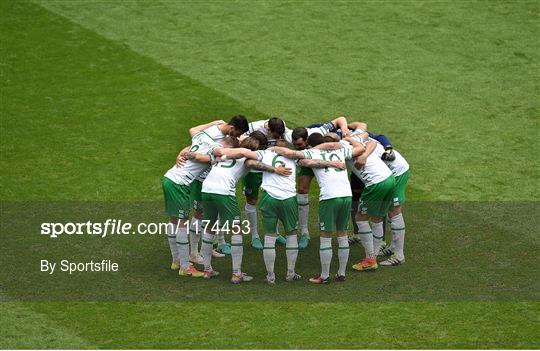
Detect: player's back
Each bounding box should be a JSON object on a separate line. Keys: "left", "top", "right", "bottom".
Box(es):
{"left": 303, "top": 148, "right": 352, "bottom": 200}
{"left": 373, "top": 141, "right": 409, "bottom": 176}
{"left": 192, "top": 124, "right": 225, "bottom": 144}
{"left": 347, "top": 151, "right": 392, "bottom": 187}
{"left": 202, "top": 157, "right": 249, "bottom": 196}
{"left": 164, "top": 142, "right": 215, "bottom": 185}
{"left": 260, "top": 150, "right": 297, "bottom": 200}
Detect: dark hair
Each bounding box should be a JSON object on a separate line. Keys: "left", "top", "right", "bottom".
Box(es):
{"left": 228, "top": 115, "right": 249, "bottom": 133}
{"left": 307, "top": 133, "right": 324, "bottom": 147}
{"left": 240, "top": 137, "right": 259, "bottom": 151}
{"left": 267, "top": 117, "right": 285, "bottom": 135}
{"left": 292, "top": 127, "right": 308, "bottom": 142}
{"left": 323, "top": 136, "right": 335, "bottom": 143}
{"left": 249, "top": 131, "right": 268, "bottom": 150}
{"left": 222, "top": 136, "right": 239, "bottom": 148}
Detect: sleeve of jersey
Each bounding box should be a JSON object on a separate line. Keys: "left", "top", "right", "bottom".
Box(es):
{"left": 256, "top": 150, "right": 264, "bottom": 161}
{"left": 284, "top": 129, "right": 293, "bottom": 143}
{"left": 207, "top": 145, "right": 218, "bottom": 163}
{"left": 191, "top": 132, "right": 214, "bottom": 144}
{"left": 301, "top": 150, "right": 312, "bottom": 159}
{"left": 343, "top": 144, "right": 354, "bottom": 160}
{"left": 320, "top": 122, "right": 335, "bottom": 134}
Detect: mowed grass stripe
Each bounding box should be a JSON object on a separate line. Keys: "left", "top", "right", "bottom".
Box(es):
{"left": 16, "top": 301, "right": 540, "bottom": 349}
{"left": 1, "top": 1, "right": 267, "bottom": 201}
{"left": 1, "top": 1, "right": 538, "bottom": 349}
{"left": 0, "top": 302, "right": 93, "bottom": 349}
{"left": 34, "top": 0, "right": 540, "bottom": 201}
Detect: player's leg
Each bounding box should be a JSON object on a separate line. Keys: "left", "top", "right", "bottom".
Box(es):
{"left": 259, "top": 192, "right": 278, "bottom": 284}
{"left": 381, "top": 170, "right": 409, "bottom": 266}
{"left": 297, "top": 170, "right": 314, "bottom": 249}
{"left": 335, "top": 197, "right": 352, "bottom": 281}
{"left": 373, "top": 176, "right": 397, "bottom": 254}
{"left": 349, "top": 173, "right": 364, "bottom": 244}
{"left": 219, "top": 195, "right": 252, "bottom": 284}
{"left": 162, "top": 177, "right": 201, "bottom": 277}
{"left": 215, "top": 220, "right": 231, "bottom": 255}
{"left": 200, "top": 192, "right": 220, "bottom": 278}
{"left": 243, "top": 172, "right": 263, "bottom": 249}
{"left": 163, "top": 179, "right": 203, "bottom": 278}
{"left": 188, "top": 180, "right": 204, "bottom": 264}
{"left": 166, "top": 218, "right": 180, "bottom": 270}
{"left": 309, "top": 199, "right": 335, "bottom": 284}
{"left": 370, "top": 215, "right": 385, "bottom": 259}
{"left": 352, "top": 187, "right": 379, "bottom": 271}
{"left": 366, "top": 175, "right": 397, "bottom": 265}
{"left": 176, "top": 217, "right": 204, "bottom": 277}
{"left": 191, "top": 180, "right": 226, "bottom": 258}
{"left": 162, "top": 177, "right": 181, "bottom": 269}
{"left": 279, "top": 195, "right": 301, "bottom": 281}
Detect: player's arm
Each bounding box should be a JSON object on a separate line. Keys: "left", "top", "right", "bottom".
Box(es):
{"left": 212, "top": 147, "right": 248, "bottom": 159}
{"left": 348, "top": 121, "right": 368, "bottom": 132}
{"left": 213, "top": 147, "right": 260, "bottom": 160}
{"left": 269, "top": 146, "right": 306, "bottom": 159}
{"left": 344, "top": 138, "right": 369, "bottom": 158}
{"left": 298, "top": 159, "right": 346, "bottom": 170}
{"left": 331, "top": 116, "right": 350, "bottom": 137}
{"left": 183, "top": 152, "right": 212, "bottom": 163}
{"left": 349, "top": 139, "right": 376, "bottom": 168}
{"left": 314, "top": 142, "right": 344, "bottom": 151}
{"left": 175, "top": 145, "right": 191, "bottom": 167}
{"left": 188, "top": 120, "right": 226, "bottom": 137}
{"left": 244, "top": 159, "right": 292, "bottom": 176}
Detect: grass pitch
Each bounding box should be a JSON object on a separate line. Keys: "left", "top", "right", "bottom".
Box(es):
{"left": 1, "top": 0, "right": 539, "bottom": 348}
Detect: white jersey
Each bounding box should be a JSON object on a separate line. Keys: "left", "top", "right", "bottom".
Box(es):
{"left": 164, "top": 142, "right": 217, "bottom": 186}
{"left": 302, "top": 145, "right": 353, "bottom": 201}
{"left": 373, "top": 141, "right": 409, "bottom": 177}
{"left": 307, "top": 122, "right": 335, "bottom": 136}
{"left": 260, "top": 150, "right": 297, "bottom": 200}
{"left": 191, "top": 124, "right": 225, "bottom": 181}
{"left": 346, "top": 133, "right": 392, "bottom": 187}
{"left": 195, "top": 168, "right": 210, "bottom": 182}
{"left": 192, "top": 124, "right": 226, "bottom": 144}
{"left": 202, "top": 151, "right": 264, "bottom": 196}
{"left": 247, "top": 120, "right": 293, "bottom": 144}
{"left": 349, "top": 128, "right": 368, "bottom": 141}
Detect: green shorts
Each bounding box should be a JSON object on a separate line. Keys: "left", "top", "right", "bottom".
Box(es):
{"left": 393, "top": 170, "right": 409, "bottom": 207}
{"left": 201, "top": 192, "right": 241, "bottom": 225}
{"left": 359, "top": 176, "right": 397, "bottom": 217}
{"left": 162, "top": 177, "right": 191, "bottom": 219}
{"left": 297, "top": 166, "right": 314, "bottom": 177}
{"left": 318, "top": 197, "right": 352, "bottom": 232}
{"left": 190, "top": 179, "right": 203, "bottom": 211}
{"left": 243, "top": 172, "right": 263, "bottom": 199}
{"left": 259, "top": 192, "right": 298, "bottom": 234}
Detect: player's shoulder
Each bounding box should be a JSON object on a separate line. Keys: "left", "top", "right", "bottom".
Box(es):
{"left": 250, "top": 119, "right": 267, "bottom": 130}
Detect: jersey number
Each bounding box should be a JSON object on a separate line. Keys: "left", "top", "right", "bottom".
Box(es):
{"left": 272, "top": 155, "right": 286, "bottom": 168}
{"left": 321, "top": 153, "right": 344, "bottom": 172}
{"left": 219, "top": 159, "right": 237, "bottom": 168}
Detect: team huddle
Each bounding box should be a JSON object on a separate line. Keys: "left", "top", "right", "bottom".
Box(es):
{"left": 162, "top": 115, "right": 410, "bottom": 284}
